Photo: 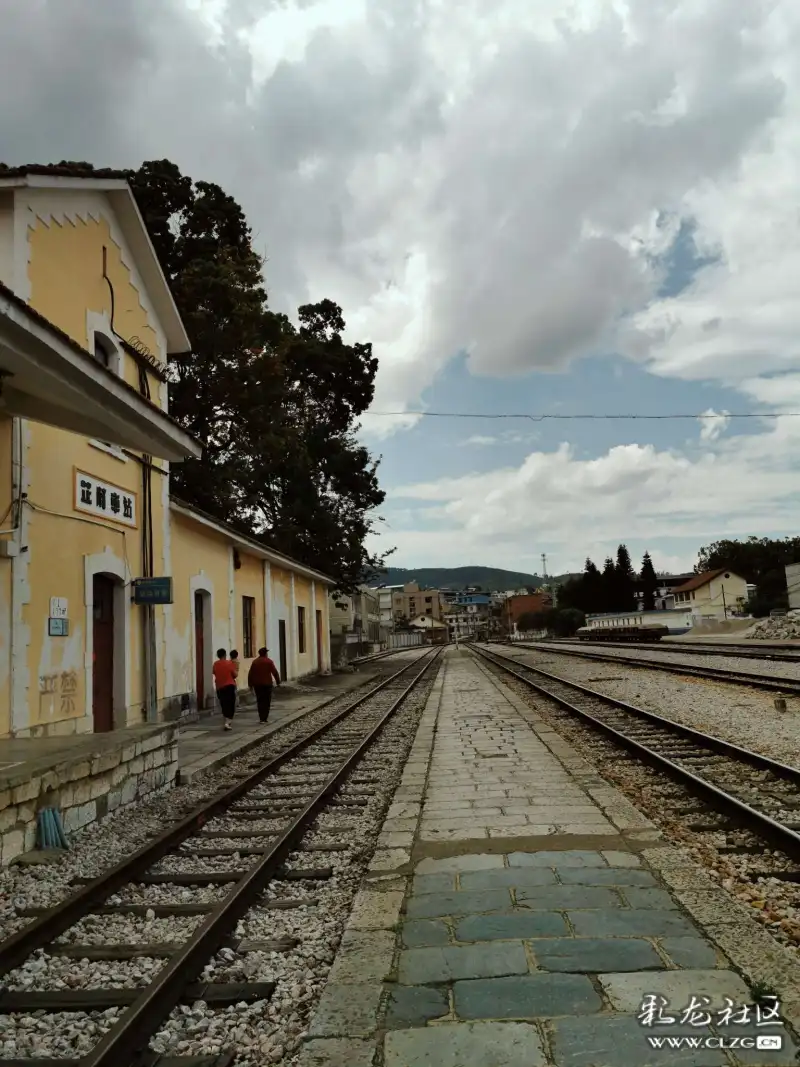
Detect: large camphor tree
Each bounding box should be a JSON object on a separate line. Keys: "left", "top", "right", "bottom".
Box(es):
{"left": 125, "top": 159, "right": 388, "bottom": 592}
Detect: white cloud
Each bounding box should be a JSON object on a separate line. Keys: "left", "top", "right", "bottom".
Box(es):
{"left": 374, "top": 415, "right": 800, "bottom": 573}
{"left": 463, "top": 435, "right": 499, "bottom": 446}
{"left": 697, "top": 408, "right": 731, "bottom": 442}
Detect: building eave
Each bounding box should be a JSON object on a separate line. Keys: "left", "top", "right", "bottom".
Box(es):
{"left": 170, "top": 500, "right": 335, "bottom": 586}
{"left": 0, "top": 284, "right": 200, "bottom": 462}
{"left": 0, "top": 174, "right": 191, "bottom": 356}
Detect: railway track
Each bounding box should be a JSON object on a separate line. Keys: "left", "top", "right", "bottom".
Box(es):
{"left": 0, "top": 647, "right": 442, "bottom": 1067}
{"left": 512, "top": 640, "right": 800, "bottom": 693}
{"left": 474, "top": 645, "right": 800, "bottom": 863}
{"left": 552, "top": 637, "right": 800, "bottom": 664}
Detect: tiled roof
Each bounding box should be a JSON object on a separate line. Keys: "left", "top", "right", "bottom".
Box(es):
{"left": 0, "top": 162, "right": 130, "bottom": 181}
{"left": 673, "top": 568, "right": 734, "bottom": 594}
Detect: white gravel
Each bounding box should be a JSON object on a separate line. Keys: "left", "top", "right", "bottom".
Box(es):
{"left": 502, "top": 645, "right": 800, "bottom": 766}
{"left": 522, "top": 641, "right": 800, "bottom": 681}
{"left": 0, "top": 1008, "right": 124, "bottom": 1059}
{"left": 487, "top": 655, "right": 800, "bottom": 963}
{"left": 4, "top": 950, "right": 163, "bottom": 990}
{"left": 54, "top": 913, "right": 200, "bottom": 946}
{"left": 0, "top": 653, "right": 440, "bottom": 1067}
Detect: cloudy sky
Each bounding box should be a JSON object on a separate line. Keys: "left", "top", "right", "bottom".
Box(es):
{"left": 3, "top": 0, "right": 800, "bottom": 578}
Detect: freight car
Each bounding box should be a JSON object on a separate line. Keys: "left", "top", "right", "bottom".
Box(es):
{"left": 575, "top": 624, "right": 670, "bottom": 643}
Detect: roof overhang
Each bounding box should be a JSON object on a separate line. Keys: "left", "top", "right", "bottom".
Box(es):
{"left": 0, "top": 174, "right": 190, "bottom": 356}
{"left": 170, "top": 501, "right": 335, "bottom": 586}
{"left": 0, "top": 290, "right": 200, "bottom": 462}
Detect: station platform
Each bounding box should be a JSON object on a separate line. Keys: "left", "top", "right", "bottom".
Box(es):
{"left": 300, "top": 648, "right": 800, "bottom": 1067}
{"left": 0, "top": 668, "right": 379, "bottom": 866}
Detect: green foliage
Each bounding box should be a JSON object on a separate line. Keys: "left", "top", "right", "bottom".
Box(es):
{"left": 697, "top": 536, "right": 798, "bottom": 611}
{"left": 125, "top": 159, "right": 388, "bottom": 592}
{"left": 640, "top": 551, "right": 658, "bottom": 612}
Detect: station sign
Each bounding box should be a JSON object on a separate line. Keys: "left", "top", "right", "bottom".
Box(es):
{"left": 132, "top": 577, "right": 174, "bottom": 605}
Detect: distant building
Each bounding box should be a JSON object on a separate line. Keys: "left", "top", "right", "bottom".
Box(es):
{"left": 444, "top": 593, "right": 494, "bottom": 640}
{"left": 504, "top": 592, "right": 553, "bottom": 632}
{"left": 633, "top": 573, "right": 694, "bottom": 611}
{"left": 390, "top": 582, "right": 444, "bottom": 625}
{"left": 786, "top": 564, "right": 800, "bottom": 611}
{"left": 672, "top": 568, "right": 748, "bottom": 621}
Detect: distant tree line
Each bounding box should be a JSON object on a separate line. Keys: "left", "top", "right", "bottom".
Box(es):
{"left": 696, "top": 536, "right": 800, "bottom": 617}
{"left": 513, "top": 544, "right": 655, "bottom": 637}
{"left": 556, "top": 545, "right": 655, "bottom": 616}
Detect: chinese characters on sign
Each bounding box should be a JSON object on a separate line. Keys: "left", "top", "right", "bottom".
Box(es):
{"left": 638, "top": 994, "right": 783, "bottom": 1029}
{"left": 74, "top": 470, "right": 137, "bottom": 528}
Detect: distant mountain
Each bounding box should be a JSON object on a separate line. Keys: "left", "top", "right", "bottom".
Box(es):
{"left": 369, "top": 565, "right": 546, "bottom": 591}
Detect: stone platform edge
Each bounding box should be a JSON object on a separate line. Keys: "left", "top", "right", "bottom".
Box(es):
{"left": 0, "top": 724, "right": 178, "bottom": 865}
{"left": 296, "top": 651, "right": 800, "bottom": 1065}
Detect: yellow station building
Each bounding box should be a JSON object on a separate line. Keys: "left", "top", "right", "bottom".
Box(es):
{"left": 0, "top": 166, "right": 333, "bottom": 741}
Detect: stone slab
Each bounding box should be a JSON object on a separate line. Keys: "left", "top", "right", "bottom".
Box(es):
{"left": 551, "top": 1015, "right": 727, "bottom": 1067}
{"left": 509, "top": 850, "right": 609, "bottom": 867}
{"left": 657, "top": 937, "right": 720, "bottom": 970}
{"left": 398, "top": 941, "right": 529, "bottom": 984}
{"left": 459, "top": 868, "right": 557, "bottom": 890}
{"left": 530, "top": 937, "right": 664, "bottom": 972}
{"left": 402, "top": 919, "right": 453, "bottom": 948}
{"left": 454, "top": 974, "right": 602, "bottom": 1019}
{"left": 516, "top": 886, "right": 622, "bottom": 910}
{"left": 570, "top": 909, "right": 698, "bottom": 938}
{"left": 296, "top": 1037, "right": 377, "bottom": 1067}
{"left": 557, "top": 868, "right": 657, "bottom": 887}
{"left": 415, "top": 854, "right": 505, "bottom": 874}
{"left": 384, "top": 986, "right": 449, "bottom": 1028}
{"left": 384, "top": 1021, "right": 546, "bottom": 1067}
{"left": 307, "top": 982, "right": 383, "bottom": 1038}
{"left": 456, "top": 912, "right": 568, "bottom": 941}
{"left": 406, "top": 889, "right": 513, "bottom": 919}
{"left": 598, "top": 969, "right": 751, "bottom": 1013}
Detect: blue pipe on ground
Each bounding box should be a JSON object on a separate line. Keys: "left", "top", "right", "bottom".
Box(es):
{"left": 35, "top": 807, "right": 70, "bottom": 851}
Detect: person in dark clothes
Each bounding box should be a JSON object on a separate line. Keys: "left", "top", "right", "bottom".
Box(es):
{"left": 247, "top": 647, "right": 281, "bottom": 722}
{"left": 212, "top": 648, "right": 237, "bottom": 729}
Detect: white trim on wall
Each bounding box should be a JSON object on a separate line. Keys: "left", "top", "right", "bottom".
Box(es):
{"left": 311, "top": 580, "right": 317, "bottom": 671}
{"left": 289, "top": 573, "right": 297, "bottom": 679}
{"left": 263, "top": 562, "right": 273, "bottom": 657}
{"left": 228, "top": 547, "right": 236, "bottom": 654}
{"left": 83, "top": 547, "right": 130, "bottom": 730}
{"left": 189, "top": 573, "right": 214, "bottom": 710}
{"left": 10, "top": 418, "right": 32, "bottom": 733}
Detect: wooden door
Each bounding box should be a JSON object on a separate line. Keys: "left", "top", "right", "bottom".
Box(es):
{"left": 278, "top": 619, "right": 288, "bottom": 682}
{"left": 194, "top": 591, "right": 205, "bottom": 710}
{"left": 315, "top": 609, "right": 323, "bottom": 671}
{"left": 92, "top": 575, "right": 115, "bottom": 732}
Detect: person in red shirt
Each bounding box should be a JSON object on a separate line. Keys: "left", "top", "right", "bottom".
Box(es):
{"left": 247, "top": 647, "right": 281, "bottom": 723}
{"left": 212, "top": 648, "right": 237, "bottom": 729}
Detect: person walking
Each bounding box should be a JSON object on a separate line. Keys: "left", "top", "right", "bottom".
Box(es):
{"left": 213, "top": 648, "right": 237, "bottom": 730}
{"left": 247, "top": 647, "right": 281, "bottom": 723}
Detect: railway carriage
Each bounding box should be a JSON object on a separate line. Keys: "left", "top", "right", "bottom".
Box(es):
{"left": 576, "top": 624, "right": 669, "bottom": 643}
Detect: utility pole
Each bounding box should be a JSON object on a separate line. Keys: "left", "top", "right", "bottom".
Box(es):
{"left": 721, "top": 585, "right": 727, "bottom": 620}
{"left": 541, "top": 552, "right": 548, "bottom": 583}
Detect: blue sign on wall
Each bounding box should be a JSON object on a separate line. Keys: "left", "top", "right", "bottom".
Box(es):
{"left": 48, "top": 617, "right": 69, "bottom": 637}
{"left": 132, "top": 577, "right": 173, "bottom": 605}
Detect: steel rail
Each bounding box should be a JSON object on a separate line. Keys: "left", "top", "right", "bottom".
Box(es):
{"left": 0, "top": 647, "right": 438, "bottom": 977}
{"left": 81, "top": 646, "right": 442, "bottom": 1067}
{"left": 513, "top": 641, "right": 800, "bottom": 693}
{"left": 473, "top": 645, "right": 800, "bottom": 861}
{"left": 548, "top": 637, "right": 800, "bottom": 664}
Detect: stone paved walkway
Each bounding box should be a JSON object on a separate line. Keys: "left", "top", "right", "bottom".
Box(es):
{"left": 382, "top": 654, "right": 798, "bottom": 1066}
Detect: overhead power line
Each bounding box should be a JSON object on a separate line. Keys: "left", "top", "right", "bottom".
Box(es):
{"left": 366, "top": 410, "right": 799, "bottom": 421}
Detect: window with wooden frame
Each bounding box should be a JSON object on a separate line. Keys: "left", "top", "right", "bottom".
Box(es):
{"left": 242, "top": 596, "right": 256, "bottom": 658}
{"left": 298, "top": 605, "right": 306, "bottom": 654}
